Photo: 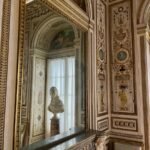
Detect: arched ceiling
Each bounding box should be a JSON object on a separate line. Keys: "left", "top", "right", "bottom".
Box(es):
{"left": 35, "top": 20, "right": 74, "bottom": 51}
{"left": 25, "top": 0, "right": 76, "bottom": 51}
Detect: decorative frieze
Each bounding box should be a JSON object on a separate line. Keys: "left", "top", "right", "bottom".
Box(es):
{"left": 97, "top": 118, "right": 109, "bottom": 131}
{"left": 96, "top": 0, "right": 107, "bottom": 116}
{"left": 112, "top": 117, "right": 137, "bottom": 131}
{"left": 109, "top": 0, "right": 136, "bottom": 114}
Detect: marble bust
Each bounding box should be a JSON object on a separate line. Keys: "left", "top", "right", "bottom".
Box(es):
{"left": 48, "top": 87, "right": 64, "bottom": 116}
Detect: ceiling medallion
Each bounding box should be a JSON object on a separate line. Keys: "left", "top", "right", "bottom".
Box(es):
{"left": 116, "top": 49, "right": 129, "bottom": 63}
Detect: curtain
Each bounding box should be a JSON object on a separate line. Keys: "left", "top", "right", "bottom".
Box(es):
{"left": 46, "top": 57, "right": 75, "bottom": 134}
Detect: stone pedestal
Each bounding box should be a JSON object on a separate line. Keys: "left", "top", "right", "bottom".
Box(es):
{"left": 50, "top": 116, "right": 60, "bottom": 136}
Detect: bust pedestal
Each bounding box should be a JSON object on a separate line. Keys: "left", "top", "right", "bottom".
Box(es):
{"left": 51, "top": 115, "right": 60, "bottom": 136}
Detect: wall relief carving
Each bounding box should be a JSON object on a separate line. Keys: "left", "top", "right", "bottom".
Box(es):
{"left": 96, "top": 0, "right": 107, "bottom": 116}
{"left": 109, "top": 0, "right": 136, "bottom": 114}
{"left": 112, "top": 117, "right": 137, "bottom": 132}
{"left": 97, "top": 118, "right": 109, "bottom": 132}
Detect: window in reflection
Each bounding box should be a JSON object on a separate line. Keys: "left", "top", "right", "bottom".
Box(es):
{"left": 46, "top": 57, "right": 75, "bottom": 134}
{"left": 21, "top": 0, "right": 86, "bottom": 147}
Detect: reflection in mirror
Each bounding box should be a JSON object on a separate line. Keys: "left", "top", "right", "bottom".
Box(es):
{"left": 21, "top": 0, "right": 86, "bottom": 148}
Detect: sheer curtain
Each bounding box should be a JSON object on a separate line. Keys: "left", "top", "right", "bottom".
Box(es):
{"left": 46, "top": 57, "right": 75, "bottom": 134}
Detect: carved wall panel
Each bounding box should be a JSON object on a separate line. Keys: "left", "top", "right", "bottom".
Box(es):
{"left": 97, "top": 118, "right": 109, "bottom": 132}
{"left": 96, "top": 0, "right": 107, "bottom": 116}
{"left": 30, "top": 57, "right": 46, "bottom": 143}
{"left": 112, "top": 117, "right": 137, "bottom": 132}
{"left": 109, "top": 0, "right": 136, "bottom": 114}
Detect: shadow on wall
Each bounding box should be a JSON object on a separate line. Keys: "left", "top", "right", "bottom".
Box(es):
{"left": 114, "top": 143, "right": 141, "bottom": 150}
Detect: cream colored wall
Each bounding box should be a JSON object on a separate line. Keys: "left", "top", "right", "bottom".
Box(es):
{"left": 136, "top": 1, "right": 150, "bottom": 149}
{"left": 136, "top": 0, "right": 144, "bottom": 23}
{"left": 114, "top": 143, "right": 141, "bottom": 150}
{"left": 145, "top": 35, "right": 150, "bottom": 149}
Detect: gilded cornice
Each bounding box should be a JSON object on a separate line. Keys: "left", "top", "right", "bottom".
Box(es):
{"left": 40, "top": 0, "right": 91, "bottom": 31}
{"left": 14, "top": 0, "right": 26, "bottom": 149}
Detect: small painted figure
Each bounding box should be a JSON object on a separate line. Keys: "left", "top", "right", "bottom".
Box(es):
{"left": 118, "top": 85, "right": 128, "bottom": 111}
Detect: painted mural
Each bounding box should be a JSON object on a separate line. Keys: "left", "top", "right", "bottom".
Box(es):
{"left": 51, "top": 29, "right": 75, "bottom": 50}
{"left": 31, "top": 57, "right": 45, "bottom": 142}
{"left": 110, "top": 0, "right": 135, "bottom": 114}
{"left": 96, "top": 0, "right": 107, "bottom": 116}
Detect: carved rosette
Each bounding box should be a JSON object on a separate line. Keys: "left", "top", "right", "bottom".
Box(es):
{"left": 96, "top": 0, "right": 107, "bottom": 116}
{"left": 110, "top": 1, "right": 135, "bottom": 114}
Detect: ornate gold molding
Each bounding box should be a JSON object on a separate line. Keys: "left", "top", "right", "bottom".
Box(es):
{"left": 0, "top": 0, "right": 11, "bottom": 149}
{"left": 40, "top": 0, "right": 91, "bottom": 31}
{"left": 14, "top": 0, "right": 26, "bottom": 149}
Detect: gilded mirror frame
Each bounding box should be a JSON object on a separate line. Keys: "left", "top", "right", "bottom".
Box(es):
{"left": 13, "top": 0, "right": 95, "bottom": 149}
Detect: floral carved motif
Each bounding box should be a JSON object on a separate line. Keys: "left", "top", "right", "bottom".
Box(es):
{"left": 96, "top": 0, "right": 107, "bottom": 116}
{"left": 110, "top": 1, "right": 135, "bottom": 114}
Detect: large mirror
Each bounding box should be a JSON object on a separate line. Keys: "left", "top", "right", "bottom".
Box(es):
{"left": 20, "top": 0, "right": 86, "bottom": 148}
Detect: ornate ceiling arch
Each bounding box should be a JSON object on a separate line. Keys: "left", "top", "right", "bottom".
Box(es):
{"left": 31, "top": 15, "right": 79, "bottom": 51}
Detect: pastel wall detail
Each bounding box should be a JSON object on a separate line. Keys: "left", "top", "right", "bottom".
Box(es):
{"left": 96, "top": 0, "right": 108, "bottom": 116}
{"left": 110, "top": 0, "right": 135, "bottom": 114}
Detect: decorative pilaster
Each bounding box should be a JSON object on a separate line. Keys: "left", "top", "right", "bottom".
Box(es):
{"left": 0, "top": 0, "right": 11, "bottom": 149}
{"left": 14, "top": 0, "right": 26, "bottom": 149}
